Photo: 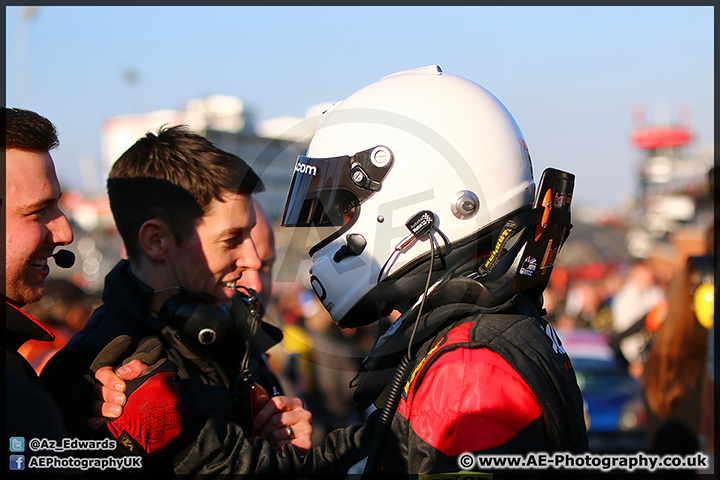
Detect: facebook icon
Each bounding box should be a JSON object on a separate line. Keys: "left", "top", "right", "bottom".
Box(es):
{"left": 9, "top": 455, "right": 25, "bottom": 470}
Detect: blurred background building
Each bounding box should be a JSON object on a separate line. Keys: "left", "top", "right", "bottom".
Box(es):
{"left": 625, "top": 105, "right": 714, "bottom": 283}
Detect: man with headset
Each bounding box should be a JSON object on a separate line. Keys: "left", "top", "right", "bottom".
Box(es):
{"left": 4, "top": 107, "right": 75, "bottom": 448}
{"left": 4, "top": 107, "right": 160, "bottom": 469}
{"left": 41, "top": 126, "right": 315, "bottom": 473}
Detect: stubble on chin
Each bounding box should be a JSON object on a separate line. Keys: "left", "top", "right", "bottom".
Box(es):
{"left": 5, "top": 275, "right": 45, "bottom": 307}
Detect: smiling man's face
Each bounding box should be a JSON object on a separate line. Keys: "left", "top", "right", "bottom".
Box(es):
{"left": 4, "top": 149, "right": 74, "bottom": 307}
{"left": 163, "top": 192, "right": 262, "bottom": 308}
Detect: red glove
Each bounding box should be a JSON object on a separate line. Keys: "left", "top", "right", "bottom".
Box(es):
{"left": 87, "top": 335, "right": 183, "bottom": 455}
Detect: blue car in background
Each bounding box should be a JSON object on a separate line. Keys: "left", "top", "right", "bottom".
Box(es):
{"left": 556, "top": 328, "right": 648, "bottom": 453}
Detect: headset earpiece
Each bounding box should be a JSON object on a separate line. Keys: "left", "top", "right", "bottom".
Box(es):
{"left": 158, "top": 289, "right": 234, "bottom": 351}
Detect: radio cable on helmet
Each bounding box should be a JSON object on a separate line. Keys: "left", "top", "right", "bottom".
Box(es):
{"left": 363, "top": 215, "right": 441, "bottom": 478}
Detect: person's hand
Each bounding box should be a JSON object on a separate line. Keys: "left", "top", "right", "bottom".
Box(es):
{"left": 89, "top": 359, "right": 148, "bottom": 429}
{"left": 253, "top": 393, "right": 312, "bottom": 454}
{"left": 84, "top": 335, "right": 184, "bottom": 455}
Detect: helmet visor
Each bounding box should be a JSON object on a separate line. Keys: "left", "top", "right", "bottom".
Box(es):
{"left": 281, "top": 146, "right": 394, "bottom": 228}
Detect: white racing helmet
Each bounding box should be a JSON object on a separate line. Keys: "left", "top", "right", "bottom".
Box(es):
{"left": 282, "top": 65, "right": 541, "bottom": 328}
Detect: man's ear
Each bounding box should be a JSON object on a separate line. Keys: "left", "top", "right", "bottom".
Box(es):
{"left": 138, "top": 219, "right": 175, "bottom": 261}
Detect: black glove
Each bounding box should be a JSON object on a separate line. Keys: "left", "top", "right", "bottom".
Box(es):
{"left": 86, "top": 335, "right": 183, "bottom": 455}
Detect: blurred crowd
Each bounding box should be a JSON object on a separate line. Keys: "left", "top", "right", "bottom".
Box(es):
{"left": 542, "top": 224, "right": 714, "bottom": 470}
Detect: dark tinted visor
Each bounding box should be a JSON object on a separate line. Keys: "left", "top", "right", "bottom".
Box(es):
{"left": 281, "top": 146, "right": 394, "bottom": 228}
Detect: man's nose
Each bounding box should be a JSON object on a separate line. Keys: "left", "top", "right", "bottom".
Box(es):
{"left": 239, "top": 269, "right": 263, "bottom": 297}
{"left": 238, "top": 237, "right": 262, "bottom": 272}
{"left": 50, "top": 211, "right": 74, "bottom": 246}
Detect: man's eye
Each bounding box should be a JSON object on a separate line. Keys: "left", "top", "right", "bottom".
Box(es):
{"left": 226, "top": 234, "right": 244, "bottom": 246}
{"left": 27, "top": 207, "right": 47, "bottom": 217}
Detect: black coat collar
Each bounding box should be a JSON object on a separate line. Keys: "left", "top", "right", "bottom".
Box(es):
{"left": 5, "top": 298, "right": 55, "bottom": 351}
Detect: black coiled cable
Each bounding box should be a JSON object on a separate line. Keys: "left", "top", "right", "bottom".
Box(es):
{"left": 362, "top": 233, "right": 437, "bottom": 477}
{"left": 361, "top": 354, "right": 412, "bottom": 477}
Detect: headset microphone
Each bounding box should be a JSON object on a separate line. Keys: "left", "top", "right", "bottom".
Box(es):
{"left": 51, "top": 249, "right": 76, "bottom": 268}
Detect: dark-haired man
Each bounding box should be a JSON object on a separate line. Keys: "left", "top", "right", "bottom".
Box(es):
{"left": 4, "top": 107, "right": 75, "bottom": 443}
{"left": 5, "top": 107, "right": 155, "bottom": 460}
{"left": 41, "top": 126, "right": 317, "bottom": 474}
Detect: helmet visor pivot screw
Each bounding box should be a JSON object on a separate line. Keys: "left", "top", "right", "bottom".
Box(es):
{"left": 451, "top": 190, "right": 480, "bottom": 220}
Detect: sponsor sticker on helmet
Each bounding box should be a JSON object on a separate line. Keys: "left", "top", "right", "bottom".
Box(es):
{"left": 519, "top": 256, "right": 537, "bottom": 276}
{"left": 540, "top": 242, "right": 560, "bottom": 274}
{"left": 554, "top": 192, "right": 571, "bottom": 208}
{"left": 294, "top": 161, "right": 317, "bottom": 176}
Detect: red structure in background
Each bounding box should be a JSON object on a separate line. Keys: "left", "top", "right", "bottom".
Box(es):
{"left": 629, "top": 105, "right": 693, "bottom": 150}
{"left": 630, "top": 126, "right": 692, "bottom": 150}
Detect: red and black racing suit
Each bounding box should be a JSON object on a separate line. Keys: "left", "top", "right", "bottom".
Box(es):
{"left": 353, "top": 277, "right": 588, "bottom": 475}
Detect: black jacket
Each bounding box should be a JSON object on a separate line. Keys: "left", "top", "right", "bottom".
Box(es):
{"left": 5, "top": 300, "right": 68, "bottom": 458}
{"left": 40, "top": 260, "right": 369, "bottom": 477}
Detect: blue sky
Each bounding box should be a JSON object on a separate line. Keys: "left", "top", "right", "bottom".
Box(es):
{"left": 5, "top": 6, "right": 714, "bottom": 208}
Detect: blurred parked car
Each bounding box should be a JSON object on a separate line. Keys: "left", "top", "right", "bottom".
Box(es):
{"left": 556, "top": 328, "right": 647, "bottom": 453}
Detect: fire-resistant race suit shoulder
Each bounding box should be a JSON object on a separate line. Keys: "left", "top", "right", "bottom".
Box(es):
{"left": 40, "top": 260, "right": 370, "bottom": 476}
{"left": 5, "top": 300, "right": 69, "bottom": 444}
{"left": 351, "top": 277, "right": 588, "bottom": 476}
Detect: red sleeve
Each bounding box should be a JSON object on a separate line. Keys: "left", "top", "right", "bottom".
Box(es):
{"left": 402, "top": 334, "right": 543, "bottom": 456}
